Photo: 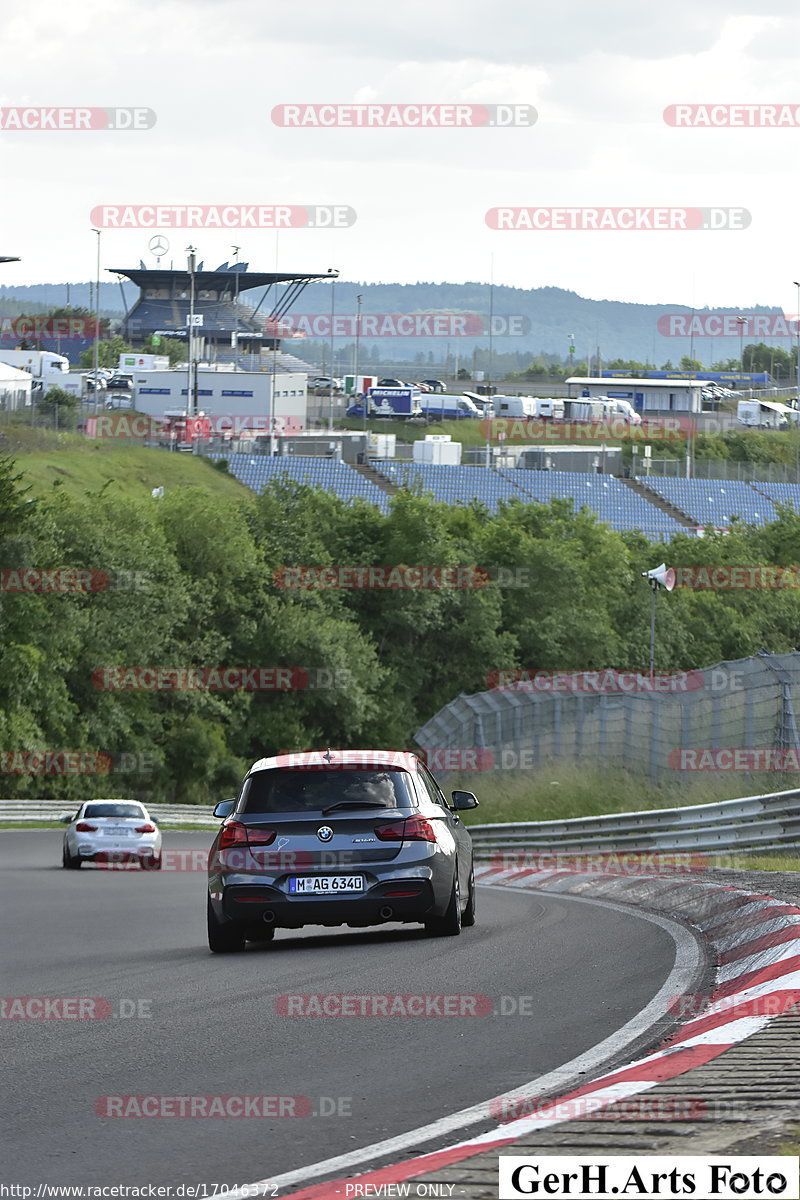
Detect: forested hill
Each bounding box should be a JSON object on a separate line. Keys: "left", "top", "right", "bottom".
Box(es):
{"left": 0, "top": 279, "right": 782, "bottom": 364}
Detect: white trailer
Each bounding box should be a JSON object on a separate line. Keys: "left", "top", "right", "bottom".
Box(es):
{"left": 533, "top": 397, "right": 565, "bottom": 419}
{"left": 737, "top": 399, "right": 799, "bottom": 429}
{"left": 0, "top": 349, "right": 79, "bottom": 396}
{"left": 564, "top": 398, "right": 607, "bottom": 423}
{"left": 492, "top": 395, "right": 538, "bottom": 419}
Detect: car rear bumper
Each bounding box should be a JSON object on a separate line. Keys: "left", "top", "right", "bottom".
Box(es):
{"left": 213, "top": 879, "right": 439, "bottom": 928}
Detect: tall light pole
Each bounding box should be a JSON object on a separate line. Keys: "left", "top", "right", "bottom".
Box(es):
{"left": 92, "top": 228, "right": 101, "bottom": 401}
{"left": 487, "top": 254, "right": 494, "bottom": 401}
{"left": 353, "top": 293, "right": 362, "bottom": 387}
{"left": 736, "top": 316, "right": 747, "bottom": 392}
{"left": 328, "top": 277, "right": 335, "bottom": 434}
{"left": 186, "top": 246, "right": 196, "bottom": 416}
{"left": 793, "top": 282, "right": 800, "bottom": 406}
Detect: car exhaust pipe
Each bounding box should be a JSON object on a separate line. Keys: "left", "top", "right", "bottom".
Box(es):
{"left": 379, "top": 905, "right": 393, "bottom": 920}
{"left": 262, "top": 910, "right": 275, "bottom": 924}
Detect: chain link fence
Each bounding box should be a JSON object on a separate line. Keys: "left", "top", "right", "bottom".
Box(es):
{"left": 415, "top": 651, "right": 800, "bottom": 783}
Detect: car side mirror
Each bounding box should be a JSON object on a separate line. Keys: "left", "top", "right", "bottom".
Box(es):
{"left": 150, "top": 817, "right": 159, "bottom": 825}
{"left": 450, "top": 790, "right": 479, "bottom": 811}
{"left": 59, "top": 814, "right": 74, "bottom": 824}
{"left": 213, "top": 798, "right": 236, "bottom": 819}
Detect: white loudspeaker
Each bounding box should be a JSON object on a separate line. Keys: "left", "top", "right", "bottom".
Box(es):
{"left": 642, "top": 563, "right": 676, "bottom": 591}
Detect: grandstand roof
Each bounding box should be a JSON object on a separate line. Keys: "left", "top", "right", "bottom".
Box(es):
{"left": 110, "top": 266, "right": 334, "bottom": 292}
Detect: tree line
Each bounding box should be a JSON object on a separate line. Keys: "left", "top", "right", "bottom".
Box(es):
{"left": 3, "top": 451, "right": 800, "bottom": 802}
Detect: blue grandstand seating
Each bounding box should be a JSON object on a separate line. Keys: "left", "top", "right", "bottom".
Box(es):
{"left": 747, "top": 482, "right": 800, "bottom": 512}
{"left": 202, "top": 452, "right": 772, "bottom": 541}
{"left": 637, "top": 477, "right": 779, "bottom": 528}
{"left": 205, "top": 453, "right": 391, "bottom": 514}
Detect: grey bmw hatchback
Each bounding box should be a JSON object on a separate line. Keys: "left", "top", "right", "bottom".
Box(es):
{"left": 206, "top": 749, "right": 478, "bottom": 952}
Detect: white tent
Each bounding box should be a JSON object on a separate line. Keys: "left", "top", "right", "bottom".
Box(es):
{"left": 0, "top": 361, "right": 33, "bottom": 411}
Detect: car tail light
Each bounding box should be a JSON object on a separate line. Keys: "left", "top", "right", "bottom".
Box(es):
{"left": 75, "top": 822, "right": 98, "bottom": 832}
{"left": 218, "top": 821, "right": 276, "bottom": 850}
{"left": 135, "top": 823, "right": 156, "bottom": 833}
{"left": 374, "top": 817, "right": 437, "bottom": 843}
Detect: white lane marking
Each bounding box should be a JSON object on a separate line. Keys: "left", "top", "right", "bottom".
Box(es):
{"left": 227, "top": 886, "right": 703, "bottom": 1197}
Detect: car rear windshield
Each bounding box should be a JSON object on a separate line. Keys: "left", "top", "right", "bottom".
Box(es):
{"left": 83, "top": 803, "right": 146, "bottom": 819}
{"left": 240, "top": 768, "right": 415, "bottom": 814}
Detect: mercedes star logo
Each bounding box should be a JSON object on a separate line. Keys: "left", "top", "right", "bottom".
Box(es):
{"left": 148, "top": 235, "right": 169, "bottom": 257}
{"left": 317, "top": 826, "right": 334, "bottom": 842}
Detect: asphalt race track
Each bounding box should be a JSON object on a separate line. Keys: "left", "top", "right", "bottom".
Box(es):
{"left": 3, "top": 831, "right": 682, "bottom": 1188}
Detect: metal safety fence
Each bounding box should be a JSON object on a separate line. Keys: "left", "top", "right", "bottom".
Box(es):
{"left": 415, "top": 651, "right": 800, "bottom": 786}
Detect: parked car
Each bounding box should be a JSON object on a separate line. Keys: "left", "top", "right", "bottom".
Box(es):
{"left": 61, "top": 800, "right": 162, "bottom": 869}
{"left": 206, "top": 749, "right": 478, "bottom": 952}
{"left": 106, "top": 374, "right": 134, "bottom": 390}
{"left": 421, "top": 379, "right": 446, "bottom": 393}
{"left": 105, "top": 392, "right": 134, "bottom": 410}
{"left": 376, "top": 378, "right": 406, "bottom": 389}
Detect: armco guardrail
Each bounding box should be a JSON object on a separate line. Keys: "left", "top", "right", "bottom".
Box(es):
{"left": 4, "top": 791, "right": 800, "bottom": 855}
{"left": 0, "top": 800, "right": 219, "bottom": 826}
{"left": 466, "top": 788, "right": 800, "bottom": 858}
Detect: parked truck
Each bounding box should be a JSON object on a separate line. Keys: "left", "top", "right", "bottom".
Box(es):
{"left": 346, "top": 387, "right": 423, "bottom": 419}
{"left": 0, "top": 349, "right": 81, "bottom": 397}
{"left": 419, "top": 393, "right": 482, "bottom": 421}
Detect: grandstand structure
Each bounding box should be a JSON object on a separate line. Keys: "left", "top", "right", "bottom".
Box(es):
{"left": 109, "top": 262, "right": 333, "bottom": 365}
{"left": 203, "top": 450, "right": 800, "bottom": 539}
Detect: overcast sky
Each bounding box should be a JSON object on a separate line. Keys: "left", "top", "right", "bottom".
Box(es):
{"left": 2, "top": 0, "right": 799, "bottom": 310}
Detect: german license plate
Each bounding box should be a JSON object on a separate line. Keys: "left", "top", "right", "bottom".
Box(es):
{"left": 288, "top": 876, "right": 364, "bottom": 894}
{"left": 104, "top": 828, "right": 129, "bottom": 836}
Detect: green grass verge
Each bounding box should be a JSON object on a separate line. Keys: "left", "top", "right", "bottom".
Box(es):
{"left": 449, "top": 764, "right": 796, "bottom": 827}
{"left": 0, "top": 424, "right": 250, "bottom": 502}
{"left": 780, "top": 1126, "right": 800, "bottom": 1156}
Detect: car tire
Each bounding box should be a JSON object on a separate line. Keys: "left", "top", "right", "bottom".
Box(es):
{"left": 462, "top": 866, "right": 476, "bottom": 927}
{"left": 62, "top": 845, "right": 82, "bottom": 869}
{"left": 207, "top": 896, "right": 246, "bottom": 953}
{"left": 425, "top": 872, "right": 462, "bottom": 937}
{"left": 141, "top": 855, "right": 162, "bottom": 870}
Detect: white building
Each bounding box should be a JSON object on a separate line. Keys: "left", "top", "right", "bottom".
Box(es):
{"left": 130, "top": 367, "right": 308, "bottom": 430}
{"left": 0, "top": 362, "right": 33, "bottom": 411}
{"left": 566, "top": 377, "right": 706, "bottom": 414}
